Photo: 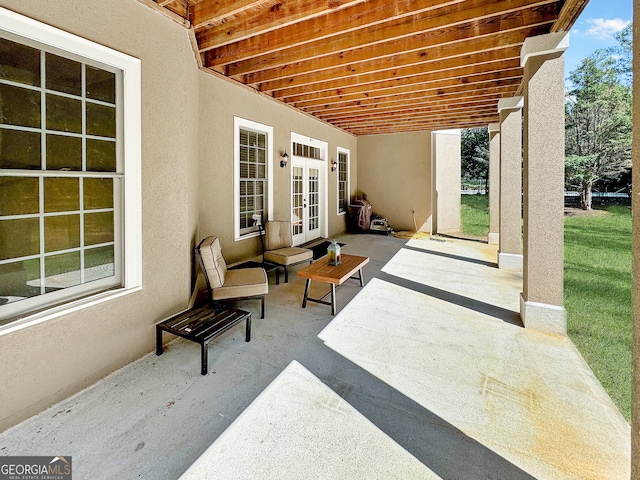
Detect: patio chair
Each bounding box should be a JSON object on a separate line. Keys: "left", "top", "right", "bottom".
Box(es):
{"left": 259, "top": 220, "right": 313, "bottom": 283}
{"left": 196, "top": 236, "right": 268, "bottom": 318}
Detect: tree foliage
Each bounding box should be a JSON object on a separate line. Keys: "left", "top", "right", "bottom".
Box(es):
{"left": 608, "top": 23, "right": 632, "bottom": 84}
{"left": 461, "top": 127, "right": 489, "bottom": 188}
{"left": 565, "top": 39, "right": 632, "bottom": 210}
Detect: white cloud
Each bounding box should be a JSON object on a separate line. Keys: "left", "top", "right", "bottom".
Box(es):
{"left": 584, "top": 18, "right": 630, "bottom": 39}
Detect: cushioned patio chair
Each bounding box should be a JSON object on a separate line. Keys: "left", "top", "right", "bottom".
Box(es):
{"left": 196, "top": 236, "right": 268, "bottom": 318}
{"left": 259, "top": 220, "right": 313, "bottom": 283}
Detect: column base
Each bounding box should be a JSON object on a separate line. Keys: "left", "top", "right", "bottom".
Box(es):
{"left": 520, "top": 293, "right": 567, "bottom": 335}
{"left": 498, "top": 252, "right": 522, "bottom": 271}
{"left": 488, "top": 232, "right": 499, "bottom": 245}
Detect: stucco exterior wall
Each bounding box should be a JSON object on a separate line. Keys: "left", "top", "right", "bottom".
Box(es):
{"left": 432, "top": 130, "right": 461, "bottom": 234}
{"left": 356, "top": 132, "right": 431, "bottom": 232}
{"left": 197, "top": 73, "right": 357, "bottom": 264}
{"left": 0, "top": 0, "right": 199, "bottom": 431}
{"left": 0, "top": 0, "right": 358, "bottom": 432}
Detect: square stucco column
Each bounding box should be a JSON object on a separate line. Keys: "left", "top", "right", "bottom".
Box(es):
{"left": 488, "top": 123, "right": 500, "bottom": 245}
{"left": 432, "top": 130, "right": 461, "bottom": 234}
{"left": 497, "top": 98, "right": 523, "bottom": 270}
{"left": 520, "top": 32, "right": 569, "bottom": 334}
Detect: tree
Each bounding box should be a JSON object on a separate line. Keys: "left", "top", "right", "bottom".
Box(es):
{"left": 608, "top": 23, "right": 632, "bottom": 84}
{"left": 461, "top": 127, "right": 489, "bottom": 192}
{"left": 565, "top": 48, "right": 632, "bottom": 210}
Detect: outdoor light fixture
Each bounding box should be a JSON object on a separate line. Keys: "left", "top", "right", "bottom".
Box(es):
{"left": 280, "top": 151, "right": 289, "bottom": 168}
{"left": 331, "top": 160, "right": 337, "bottom": 172}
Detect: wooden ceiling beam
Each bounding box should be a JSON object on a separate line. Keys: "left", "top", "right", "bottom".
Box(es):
{"left": 191, "top": 0, "right": 273, "bottom": 28}
{"left": 210, "top": 1, "right": 557, "bottom": 73}
{"left": 348, "top": 115, "right": 499, "bottom": 135}
{"left": 261, "top": 46, "right": 521, "bottom": 94}
{"left": 331, "top": 107, "right": 498, "bottom": 129}
{"left": 316, "top": 98, "right": 503, "bottom": 122}
{"left": 199, "top": 0, "right": 463, "bottom": 54}
{"left": 303, "top": 84, "right": 517, "bottom": 114}
{"left": 551, "top": 0, "right": 589, "bottom": 32}
{"left": 291, "top": 71, "right": 522, "bottom": 108}
{"left": 317, "top": 99, "right": 503, "bottom": 123}
{"left": 320, "top": 98, "right": 499, "bottom": 123}
{"left": 350, "top": 116, "right": 498, "bottom": 135}
{"left": 275, "top": 59, "right": 521, "bottom": 101}
{"left": 238, "top": 22, "right": 551, "bottom": 86}
{"left": 138, "top": 0, "right": 191, "bottom": 26}
{"left": 193, "top": 0, "right": 366, "bottom": 43}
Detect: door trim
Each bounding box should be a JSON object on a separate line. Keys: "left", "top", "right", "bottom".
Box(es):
{"left": 290, "top": 132, "right": 328, "bottom": 246}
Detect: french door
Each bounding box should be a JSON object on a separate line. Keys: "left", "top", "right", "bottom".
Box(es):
{"left": 291, "top": 158, "right": 324, "bottom": 246}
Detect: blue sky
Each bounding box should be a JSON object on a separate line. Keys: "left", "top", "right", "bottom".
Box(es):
{"left": 565, "top": 0, "right": 632, "bottom": 77}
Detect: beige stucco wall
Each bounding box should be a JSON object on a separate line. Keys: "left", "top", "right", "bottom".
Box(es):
{"left": 0, "top": 0, "right": 358, "bottom": 432}
{"left": 0, "top": 0, "right": 199, "bottom": 431}
{"left": 356, "top": 132, "right": 431, "bottom": 232}
{"left": 432, "top": 130, "right": 462, "bottom": 234}
{"left": 197, "top": 73, "right": 357, "bottom": 264}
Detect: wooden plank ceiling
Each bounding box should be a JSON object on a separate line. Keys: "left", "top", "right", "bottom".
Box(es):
{"left": 146, "top": 0, "right": 587, "bottom": 136}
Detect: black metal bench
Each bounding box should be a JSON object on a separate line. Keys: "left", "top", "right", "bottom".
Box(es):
{"left": 156, "top": 304, "right": 252, "bottom": 375}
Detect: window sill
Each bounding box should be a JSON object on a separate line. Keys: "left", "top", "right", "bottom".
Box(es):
{"left": 0, "top": 286, "right": 142, "bottom": 337}
{"left": 235, "top": 231, "right": 261, "bottom": 242}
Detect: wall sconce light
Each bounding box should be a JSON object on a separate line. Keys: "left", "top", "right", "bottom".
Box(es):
{"left": 280, "top": 151, "right": 289, "bottom": 168}
{"left": 331, "top": 160, "right": 337, "bottom": 172}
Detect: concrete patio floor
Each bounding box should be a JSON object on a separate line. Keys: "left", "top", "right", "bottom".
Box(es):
{"left": 0, "top": 233, "right": 630, "bottom": 479}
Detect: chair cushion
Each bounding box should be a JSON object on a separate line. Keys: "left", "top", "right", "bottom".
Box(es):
{"left": 264, "top": 247, "right": 313, "bottom": 266}
{"left": 197, "top": 236, "right": 227, "bottom": 289}
{"left": 264, "top": 221, "right": 292, "bottom": 250}
{"left": 211, "top": 268, "right": 268, "bottom": 300}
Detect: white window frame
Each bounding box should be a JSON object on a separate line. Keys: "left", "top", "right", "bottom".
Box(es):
{"left": 336, "top": 147, "right": 350, "bottom": 216}
{"left": 0, "top": 7, "right": 142, "bottom": 336}
{"left": 233, "top": 116, "right": 274, "bottom": 241}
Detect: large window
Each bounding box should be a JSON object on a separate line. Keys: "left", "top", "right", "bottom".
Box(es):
{"left": 337, "top": 147, "right": 350, "bottom": 215}
{"left": 234, "top": 117, "right": 273, "bottom": 240}
{"left": 0, "top": 8, "right": 141, "bottom": 330}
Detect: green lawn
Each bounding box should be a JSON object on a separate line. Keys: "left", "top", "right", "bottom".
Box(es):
{"left": 460, "top": 195, "right": 632, "bottom": 421}
{"left": 460, "top": 194, "right": 489, "bottom": 238}
{"left": 564, "top": 204, "right": 632, "bottom": 421}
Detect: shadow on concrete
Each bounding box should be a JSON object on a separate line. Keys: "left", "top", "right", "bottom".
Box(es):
{"left": 404, "top": 244, "right": 498, "bottom": 268}
{"left": 377, "top": 271, "right": 523, "bottom": 327}
{"left": 301, "top": 344, "right": 537, "bottom": 480}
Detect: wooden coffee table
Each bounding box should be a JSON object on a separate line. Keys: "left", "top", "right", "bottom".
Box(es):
{"left": 297, "top": 253, "right": 369, "bottom": 315}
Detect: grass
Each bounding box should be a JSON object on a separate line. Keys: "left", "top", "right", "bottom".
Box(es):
{"left": 460, "top": 195, "right": 632, "bottom": 421}
{"left": 564, "top": 204, "right": 632, "bottom": 421}
{"left": 460, "top": 194, "right": 489, "bottom": 238}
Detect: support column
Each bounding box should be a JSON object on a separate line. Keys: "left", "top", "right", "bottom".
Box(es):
{"left": 432, "top": 130, "right": 461, "bottom": 234}
{"left": 487, "top": 123, "right": 500, "bottom": 245}
{"left": 497, "top": 97, "right": 523, "bottom": 270}
{"left": 520, "top": 32, "right": 568, "bottom": 334}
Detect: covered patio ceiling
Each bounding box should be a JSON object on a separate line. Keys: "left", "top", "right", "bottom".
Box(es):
{"left": 144, "top": 0, "right": 587, "bottom": 136}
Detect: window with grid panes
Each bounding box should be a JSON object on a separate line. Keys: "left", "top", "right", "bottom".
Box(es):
{"left": 0, "top": 28, "right": 130, "bottom": 323}
{"left": 238, "top": 128, "right": 267, "bottom": 235}
{"left": 337, "top": 148, "right": 349, "bottom": 214}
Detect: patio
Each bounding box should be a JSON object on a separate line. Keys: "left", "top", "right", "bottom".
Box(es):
{"left": 0, "top": 233, "right": 629, "bottom": 479}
